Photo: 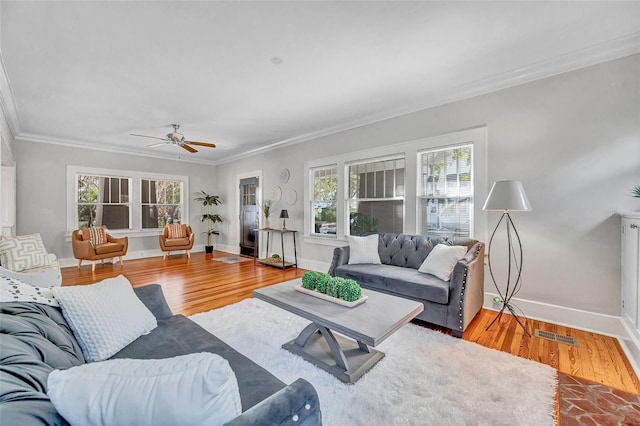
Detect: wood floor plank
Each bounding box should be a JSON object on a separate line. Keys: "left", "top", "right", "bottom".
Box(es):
{"left": 61, "top": 251, "right": 640, "bottom": 396}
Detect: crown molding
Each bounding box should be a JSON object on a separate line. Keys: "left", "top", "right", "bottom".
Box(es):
{"left": 0, "top": 51, "right": 21, "bottom": 137}
{"left": 7, "top": 32, "right": 640, "bottom": 166}
{"left": 15, "top": 133, "right": 218, "bottom": 166}
{"left": 218, "top": 32, "right": 640, "bottom": 165}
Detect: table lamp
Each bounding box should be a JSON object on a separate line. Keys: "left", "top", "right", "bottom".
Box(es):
{"left": 279, "top": 209, "right": 289, "bottom": 231}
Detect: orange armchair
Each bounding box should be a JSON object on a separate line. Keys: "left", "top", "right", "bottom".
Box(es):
{"left": 71, "top": 228, "right": 128, "bottom": 272}
{"left": 159, "top": 224, "right": 194, "bottom": 259}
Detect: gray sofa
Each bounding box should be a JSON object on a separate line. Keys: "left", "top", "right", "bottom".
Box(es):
{"left": 0, "top": 284, "right": 322, "bottom": 425}
{"left": 329, "top": 233, "right": 484, "bottom": 337}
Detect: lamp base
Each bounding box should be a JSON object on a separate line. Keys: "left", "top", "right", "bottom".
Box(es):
{"left": 486, "top": 301, "right": 531, "bottom": 337}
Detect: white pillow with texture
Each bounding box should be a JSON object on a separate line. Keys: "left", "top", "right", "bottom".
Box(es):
{"left": 348, "top": 234, "right": 381, "bottom": 265}
{"left": 47, "top": 353, "right": 242, "bottom": 426}
{"left": 418, "top": 244, "right": 468, "bottom": 281}
{"left": 51, "top": 275, "right": 157, "bottom": 362}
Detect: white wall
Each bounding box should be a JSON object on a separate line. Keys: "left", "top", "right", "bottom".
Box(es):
{"left": 13, "top": 141, "right": 216, "bottom": 260}
{"left": 215, "top": 54, "right": 640, "bottom": 317}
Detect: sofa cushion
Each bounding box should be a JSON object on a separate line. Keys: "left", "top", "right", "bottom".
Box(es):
{"left": 418, "top": 244, "right": 468, "bottom": 281}
{"left": 348, "top": 234, "right": 381, "bottom": 264}
{"left": 47, "top": 353, "right": 242, "bottom": 426}
{"left": 335, "top": 263, "right": 450, "bottom": 304}
{"left": 94, "top": 242, "right": 124, "bottom": 254}
{"left": 378, "top": 233, "right": 440, "bottom": 269}
{"left": 165, "top": 237, "right": 190, "bottom": 247}
{"left": 52, "top": 275, "right": 157, "bottom": 362}
{"left": 111, "top": 314, "right": 286, "bottom": 411}
{"left": 0, "top": 233, "right": 54, "bottom": 272}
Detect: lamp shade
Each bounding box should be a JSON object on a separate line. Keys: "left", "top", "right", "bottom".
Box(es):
{"left": 279, "top": 209, "right": 289, "bottom": 219}
{"left": 483, "top": 180, "right": 532, "bottom": 211}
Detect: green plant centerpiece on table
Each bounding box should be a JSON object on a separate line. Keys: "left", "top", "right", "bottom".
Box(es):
{"left": 301, "top": 271, "right": 362, "bottom": 302}
{"left": 194, "top": 190, "right": 223, "bottom": 254}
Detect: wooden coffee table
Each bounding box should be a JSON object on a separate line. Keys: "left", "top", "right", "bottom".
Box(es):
{"left": 253, "top": 279, "right": 423, "bottom": 383}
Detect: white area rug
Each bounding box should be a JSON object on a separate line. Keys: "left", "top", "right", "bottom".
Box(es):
{"left": 191, "top": 298, "right": 557, "bottom": 426}
{"left": 212, "top": 256, "right": 252, "bottom": 264}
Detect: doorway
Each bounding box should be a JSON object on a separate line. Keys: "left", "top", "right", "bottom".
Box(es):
{"left": 239, "top": 177, "right": 259, "bottom": 257}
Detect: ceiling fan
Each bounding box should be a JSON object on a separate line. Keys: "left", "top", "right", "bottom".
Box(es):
{"left": 130, "top": 124, "right": 216, "bottom": 153}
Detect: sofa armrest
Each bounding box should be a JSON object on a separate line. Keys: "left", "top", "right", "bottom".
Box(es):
{"left": 328, "top": 246, "right": 350, "bottom": 275}
{"left": 447, "top": 242, "right": 485, "bottom": 336}
{"left": 226, "top": 378, "right": 321, "bottom": 426}
{"left": 133, "top": 284, "right": 174, "bottom": 320}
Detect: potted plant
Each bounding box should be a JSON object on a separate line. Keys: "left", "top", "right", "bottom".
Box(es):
{"left": 632, "top": 185, "right": 640, "bottom": 198}
{"left": 258, "top": 200, "right": 274, "bottom": 228}
{"left": 194, "top": 190, "right": 222, "bottom": 254}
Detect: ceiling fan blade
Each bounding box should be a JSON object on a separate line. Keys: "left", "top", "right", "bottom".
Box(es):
{"left": 147, "top": 142, "right": 168, "bottom": 148}
{"left": 130, "top": 133, "right": 168, "bottom": 141}
{"left": 186, "top": 140, "right": 216, "bottom": 148}
{"left": 181, "top": 144, "right": 198, "bottom": 153}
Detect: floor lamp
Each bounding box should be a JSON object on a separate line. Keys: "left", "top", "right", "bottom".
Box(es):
{"left": 483, "top": 180, "right": 532, "bottom": 336}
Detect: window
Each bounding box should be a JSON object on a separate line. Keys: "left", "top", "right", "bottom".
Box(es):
{"left": 347, "top": 157, "right": 405, "bottom": 236}
{"left": 303, "top": 127, "right": 486, "bottom": 244}
{"left": 141, "top": 179, "right": 183, "bottom": 229}
{"left": 67, "top": 166, "right": 189, "bottom": 235}
{"left": 419, "top": 144, "right": 473, "bottom": 237}
{"left": 311, "top": 166, "right": 337, "bottom": 236}
{"left": 76, "top": 174, "right": 131, "bottom": 229}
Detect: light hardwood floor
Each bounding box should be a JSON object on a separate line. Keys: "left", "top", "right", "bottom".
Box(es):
{"left": 61, "top": 251, "right": 640, "bottom": 396}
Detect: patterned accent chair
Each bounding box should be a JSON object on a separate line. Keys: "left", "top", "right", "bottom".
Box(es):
{"left": 71, "top": 227, "right": 128, "bottom": 272}
{"left": 159, "top": 224, "right": 194, "bottom": 259}
{"left": 0, "top": 233, "right": 62, "bottom": 286}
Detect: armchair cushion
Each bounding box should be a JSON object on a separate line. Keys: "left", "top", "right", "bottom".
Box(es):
{"left": 0, "top": 233, "right": 55, "bottom": 272}
{"left": 167, "top": 224, "right": 187, "bottom": 239}
{"left": 94, "top": 242, "right": 125, "bottom": 255}
{"left": 165, "top": 238, "right": 190, "bottom": 247}
{"left": 80, "top": 226, "right": 107, "bottom": 245}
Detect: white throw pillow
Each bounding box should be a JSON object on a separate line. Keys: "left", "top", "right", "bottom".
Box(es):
{"left": 52, "top": 275, "right": 157, "bottom": 362}
{"left": 0, "top": 275, "right": 58, "bottom": 306}
{"left": 47, "top": 353, "right": 242, "bottom": 426}
{"left": 348, "top": 234, "right": 381, "bottom": 265}
{"left": 418, "top": 244, "right": 468, "bottom": 281}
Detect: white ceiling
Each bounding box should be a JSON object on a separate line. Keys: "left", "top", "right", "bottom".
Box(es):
{"left": 1, "top": 1, "right": 639, "bottom": 165}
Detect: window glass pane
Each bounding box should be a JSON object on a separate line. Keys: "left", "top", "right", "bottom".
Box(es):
{"left": 349, "top": 200, "right": 403, "bottom": 236}
{"left": 76, "top": 174, "right": 130, "bottom": 229}
{"left": 141, "top": 179, "right": 183, "bottom": 229}
{"left": 419, "top": 144, "right": 473, "bottom": 237}
{"left": 311, "top": 166, "right": 337, "bottom": 235}
{"left": 347, "top": 157, "right": 405, "bottom": 235}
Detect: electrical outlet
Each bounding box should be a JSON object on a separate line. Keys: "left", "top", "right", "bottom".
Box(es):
{"left": 492, "top": 296, "right": 502, "bottom": 310}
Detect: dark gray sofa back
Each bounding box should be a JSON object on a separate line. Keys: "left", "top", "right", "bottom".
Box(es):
{"left": 378, "top": 233, "right": 477, "bottom": 269}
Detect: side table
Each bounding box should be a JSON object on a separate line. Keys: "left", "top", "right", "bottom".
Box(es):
{"left": 253, "top": 228, "right": 298, "bottom": 269}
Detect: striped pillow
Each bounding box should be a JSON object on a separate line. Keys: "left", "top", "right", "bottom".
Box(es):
{"left": 167, "top": 224, "right": 186, "bottom": 239}
{"left": 81, "top": 227, "right": 107, "bottom": 245}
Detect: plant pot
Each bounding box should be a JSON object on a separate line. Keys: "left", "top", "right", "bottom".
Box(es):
{"left": 205, "top": 246, "right": 214, "bottom": 254}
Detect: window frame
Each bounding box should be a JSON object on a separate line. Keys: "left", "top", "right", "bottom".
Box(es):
{"left": 417, "top": 143, "right": 474, "bottom": 238}
{"left": 76, "top": 174, "right": 132, "bottom": 230}
{"left": 303, "top": 127, "right": 488, "bottom": 246}
{"left": 310, "top": 164, "right": 339, "bottom": 238}
{"left": 345, "top": 155, "right": 406, "bottom": 236}
{"left": 140, "top": 178, "right": 185, "bottom": 229}
{"left": 66, "top": 166, "right": 189, "bottom": 237}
